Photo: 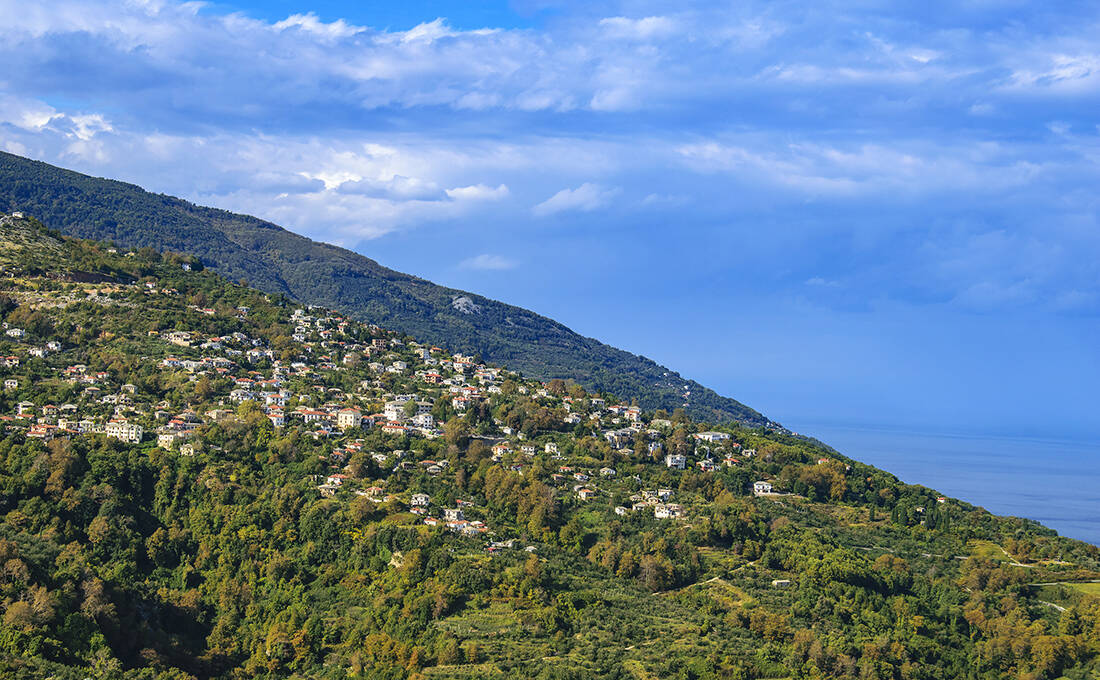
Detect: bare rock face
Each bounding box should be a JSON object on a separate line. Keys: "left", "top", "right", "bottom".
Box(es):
{"left": 451, "top": 295, "right": 481, "bottom": 315}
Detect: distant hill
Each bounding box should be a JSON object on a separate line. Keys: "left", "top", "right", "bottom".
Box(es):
{"left": 0, "top": 151, "right": 768, "bottom": 426}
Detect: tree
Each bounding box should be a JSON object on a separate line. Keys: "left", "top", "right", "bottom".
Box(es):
{"left": 195, "top": 374, "right": 215, "bottom": 401}
{"left": 638, "top": 555, "right": 672, "bottom": 591}
{"left": 437, "top": 637, "right": 460, "bottom": 664}
{"left": 444, "top": 418, "right": 470, "bottom": 448}
{"left": 3, "top": 600, "right": 35, "bottom": 630}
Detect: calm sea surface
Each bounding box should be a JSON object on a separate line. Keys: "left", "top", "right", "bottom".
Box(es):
{"left": 791, "top": 422, "right": 1100, "bottom": 547}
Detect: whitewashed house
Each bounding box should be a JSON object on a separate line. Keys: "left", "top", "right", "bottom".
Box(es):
{"left": 105, "top": 421, "right": 143, "bottom": 443}
{"left": 665, "top": 454, "right": 686, "bottom": 469}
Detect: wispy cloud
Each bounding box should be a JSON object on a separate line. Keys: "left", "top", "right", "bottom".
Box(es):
{"left": 533, "top": 183, "right": 620, "bottom": 217}
{"left": 273, "top": 12, "right": 364, "bottom": 41}
{"left": 460, "top": 253, "right": 517, "bottom": 270}
{"left": 598, "top": 16, "right": 678, "bottom": 41}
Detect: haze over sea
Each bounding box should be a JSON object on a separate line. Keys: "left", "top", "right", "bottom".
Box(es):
{"left": 792, "top": 421, "right": 1100, "bottom": 547}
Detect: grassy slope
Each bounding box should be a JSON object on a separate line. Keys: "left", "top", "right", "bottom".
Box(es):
{"left": 0, "top": 151, "right": 766, "bottom": 426}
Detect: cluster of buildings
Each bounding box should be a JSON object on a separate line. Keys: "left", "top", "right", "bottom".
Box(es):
{"left": 0, "top": 268, "right": 798, "bottom": 544}
{"left": 612, "top": 488, "right": 684, "bottom": 519}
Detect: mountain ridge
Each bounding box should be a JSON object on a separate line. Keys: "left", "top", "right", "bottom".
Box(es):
{"left": 0, "top": 150, "right": 769, "bottom": 427}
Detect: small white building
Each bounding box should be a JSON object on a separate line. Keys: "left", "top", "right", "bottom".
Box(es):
{"left": 410, "top": 493, "right": 430, "bottom": 507}
{"left": 753, "top": 480, "right": 773, "bottom": 496}
{"left": 157, "top": 431, "right": 187, "bottom": 449}
{"left": 105, "top": 421, "right": 143, "bottom": 444}
{"left": 383, "top": 401, "right": 404, "bottom": 421}
{"left": 229, "top": 388, "right": 254, "bottom": 403}
{"left": 693, "top": 431, "right": 730, "bottom": 443}
{"left": 654, "top": 503, "right": 684, "bottom": 519}
{"left": 664, "top": 454, "right": 686, "bottom": 469}
{"left": 336, "top": 408, "right": 362, "bottom": 430}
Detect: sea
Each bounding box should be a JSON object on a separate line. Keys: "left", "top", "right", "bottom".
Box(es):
{"left": 790, "top": 422, "right": 1100, "bottom": 547}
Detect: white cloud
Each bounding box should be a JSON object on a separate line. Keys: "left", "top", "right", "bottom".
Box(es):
{"left": 0, "top": 0, "right": 1098, "bottom": 317}
{"left": 677, "top": 138, "right": 1043, "bottom": 198}
{"left": 598, "top": 16, "right": 678, "bottom": 41}
{"left": 1007, "top": 54, "right": 1100, "bottom": 93}
{"left": 0, "top": 94, "right": 60, "bottom": 131}
{"left": 399, "top": 18, "right": 459, "bottom": 44}
{"left": 908, "top": 49, "right": 938, "bottom": 64}
{"left": 533, "top": 183, "right": 619, "bottom": 217}
{"left": 1, "top": 140, "right": 28, "bottom": 156}
{"left": 68, "top": 113, "right": 113, "bottom": 141}
{"left": 273, "top": 13, "right": 363, "bottom": 41}
{"left": 445, "top": 183, "right": 509, "bottom": 201}
{"left": 641, "top": 193, "right": 686, "bottom": 206}
{"left": 337, "top": 175, "right": 445, "bottom": 201}
{"left": 460, "top": 253, "right": 517, "bottom": 270}
{"left": 1047, "top": 121, "right": 1071, "bottom": 135}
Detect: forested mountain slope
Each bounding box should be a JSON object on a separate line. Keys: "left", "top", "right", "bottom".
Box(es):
{"left": 0, "top": 151, "right": 767, "bottom": 427}
{"left": 0, "top": 215, "right": 1097, "bottom": 680}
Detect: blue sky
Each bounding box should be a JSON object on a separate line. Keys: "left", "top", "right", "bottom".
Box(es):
{"left": 204, "top": 0, "right": 548, "bottom": 30}
{"left": 1, "top": 0, "right": 1098, "bottom": 439}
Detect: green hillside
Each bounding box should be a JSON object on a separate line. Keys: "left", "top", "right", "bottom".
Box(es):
{"left": 0, "top": 151, "right": 767, "bottom": 427}
{"left": 0, "top": 215, "right": 1097, "bottom": 680}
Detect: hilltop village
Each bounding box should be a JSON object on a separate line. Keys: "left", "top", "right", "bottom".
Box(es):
{"left": 0, "top": 215, "right": 1097, "bottom": 680}
{"left": 3, "top": 268, "right": 781, "bottom": 539}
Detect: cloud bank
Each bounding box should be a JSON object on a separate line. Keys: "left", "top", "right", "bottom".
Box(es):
{"left": 0, "top": 0, "right": 1097, "bottom": 319}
